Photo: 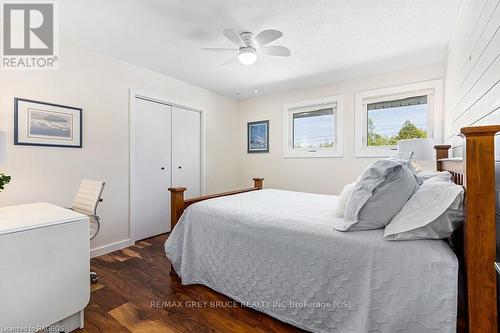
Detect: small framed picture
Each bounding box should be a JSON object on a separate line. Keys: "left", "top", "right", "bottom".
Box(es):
{"left": 247, "top": 120, "right": 269, "bottom": 153}
{"left": 14, "top": 98, "right": 82, "bottom": 148}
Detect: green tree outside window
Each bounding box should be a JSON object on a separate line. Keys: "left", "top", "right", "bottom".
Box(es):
{"left": 368, "top": 119, "right": 427, "bottom": 146}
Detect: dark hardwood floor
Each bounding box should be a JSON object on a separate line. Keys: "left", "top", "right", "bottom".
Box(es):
{"left": 79, "top": 234, "right": 305, "bottom": 332}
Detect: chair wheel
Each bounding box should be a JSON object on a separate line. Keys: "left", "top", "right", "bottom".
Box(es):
{"left": 90, "top": 272, "right": 98, "bottom": 284}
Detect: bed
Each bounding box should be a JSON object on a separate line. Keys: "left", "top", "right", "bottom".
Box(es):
{"left": 166, "top": 189, "right": 457, "bottom": 332}
{"left": 165, "top": 125, "right": 499, "bottom": 333}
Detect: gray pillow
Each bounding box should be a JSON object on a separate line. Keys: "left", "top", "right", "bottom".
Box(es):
{"left": 333, "top": 159, "right": 420, "bottom": 231}
{"left": 388, "top": 151, "right": 413, "bottom": 165}
{"left": 388, "top": 152, "right": 422, "bottom": 184}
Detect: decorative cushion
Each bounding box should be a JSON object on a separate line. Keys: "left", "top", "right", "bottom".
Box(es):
{"left": 334, "top": 182, "right": 356, "bottom": 218}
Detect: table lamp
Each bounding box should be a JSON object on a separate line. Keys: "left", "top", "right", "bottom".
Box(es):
{"left": 397, "top": 138, "right": 434, "bottom": 170}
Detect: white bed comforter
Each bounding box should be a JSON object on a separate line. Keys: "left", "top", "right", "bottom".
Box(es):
{"left": 165, "top": 189, "right": 458, "bottom": 333}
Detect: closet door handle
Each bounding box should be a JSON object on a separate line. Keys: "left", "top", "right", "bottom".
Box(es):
{"left": 178, "top": 166, "right": 182, "bottom": 169}
{"left": 161, "top": 167, "right": 165, "bottom": 170}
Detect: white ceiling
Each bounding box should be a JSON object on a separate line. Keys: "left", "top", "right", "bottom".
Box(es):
{"left": 61, "top": 0, "right": 462, "bottom": 100}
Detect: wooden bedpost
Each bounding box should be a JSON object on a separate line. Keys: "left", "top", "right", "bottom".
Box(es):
{"left": 253, "top": 178, "right": 264, "bottom": 190}
{"left": 434, "top": 144, "right": 451, "bottom": 171}
{"left": 168, "top": 187, "right": 186, "bottom": 231}
{"left": 460, "top": 125, "right": 499, "bottom": 333}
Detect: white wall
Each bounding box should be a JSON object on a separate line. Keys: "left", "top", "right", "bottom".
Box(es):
{"left": 0, "top": 45, "right": 240, "bottom": 254}
{"left": 443, "top": 0, "right": 500, "bottom": 153}
{"left": 0, "top": 47, "right": 449, "bottom": 254}
{"left": 237, "top": 64, "right": 445, "bottom": 195}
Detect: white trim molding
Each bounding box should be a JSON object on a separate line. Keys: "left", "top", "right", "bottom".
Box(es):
{"left": 283, "top": 95, "right": 344, "bottom": 158}
{"left": 354, "top": 79, "right": 443, "bottom": 157}
{"left": 90, "top": 238, "right": 134, "bottom": 258}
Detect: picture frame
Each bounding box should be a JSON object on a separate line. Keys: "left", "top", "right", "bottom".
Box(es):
{"left": 14, "top": 98, "right": 82, "bottom": 148}
{"left": 247, "top": 120, "right": 269, "bottom": 153}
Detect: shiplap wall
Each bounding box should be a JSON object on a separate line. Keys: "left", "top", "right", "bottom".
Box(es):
{"left": 444, "top": 0, "right": 500, "bottom": 153}
{"left": 444, "top": 0, "right": 500, "bottom": 260}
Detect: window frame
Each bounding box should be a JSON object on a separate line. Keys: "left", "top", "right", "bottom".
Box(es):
{"left": 354, "top": 80, "right": 443, "bottom": 157}
{"left": 283, "top": 95, "right": 343, "bottom": 158}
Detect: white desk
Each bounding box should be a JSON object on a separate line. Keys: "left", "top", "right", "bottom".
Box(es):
{"left": 0, "top": 203, "right": 90, "bottom": 332}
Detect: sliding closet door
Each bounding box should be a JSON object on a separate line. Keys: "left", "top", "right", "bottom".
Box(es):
{"left": 171, "top": 106, "right": 201, "bottom": 199}
{"left": 131, "top": 98, "right": 172, "bottom": 240}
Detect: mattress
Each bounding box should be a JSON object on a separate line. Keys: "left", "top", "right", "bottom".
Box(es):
{"left": 165, "top": 189, "right": 458, "bottom": 333}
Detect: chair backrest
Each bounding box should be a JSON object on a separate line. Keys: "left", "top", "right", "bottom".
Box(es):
{"left": 72, "top": 179, "right": 105, "bottom": 216}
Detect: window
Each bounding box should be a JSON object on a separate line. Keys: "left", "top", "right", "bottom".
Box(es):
{"left": 367, "top": 95, "right": 428, "bottom": 147}
{"left": 355, "top": 80, "right": 442, "bottom": 157}
{"left": 283, "top": 95, "right": 343, "bottom": 158}
{"left": 293, "top": 108, "right": 334, "bottom": 148}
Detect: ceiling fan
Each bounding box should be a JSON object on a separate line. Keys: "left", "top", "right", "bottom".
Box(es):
{"left": 203, "top": 29, "right": 291, "bottom": 66}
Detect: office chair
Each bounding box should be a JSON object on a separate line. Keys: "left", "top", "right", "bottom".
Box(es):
{"left": 71, "top": 179, "right": 105, "bottom": 284}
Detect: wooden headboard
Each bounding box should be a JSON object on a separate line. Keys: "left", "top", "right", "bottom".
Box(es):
{"left": 435, "top": 125, "right": 500, "bottom": 333}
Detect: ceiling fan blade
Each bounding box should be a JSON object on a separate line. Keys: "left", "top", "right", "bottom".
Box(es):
{"left": 202, "top": 47, "right": 239, "bottom": 52}
{"left": 223, "top": 29, "right": 247, "bottom": 47}
{"left": 222, "top": 55, "right": 239, "bottom": 66}
{"left": 258, "top": 45, "right": 291, "bottom": 57}
{"left": 253, "top": 29, "right": 283, "bottom": 46}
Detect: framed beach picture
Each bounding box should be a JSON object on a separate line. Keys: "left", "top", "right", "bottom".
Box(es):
{"left": 14, "top": 98, "right": 82, "bottom": 148}
{"left": 247, "top": 120, "right": 269, "bottom": 153}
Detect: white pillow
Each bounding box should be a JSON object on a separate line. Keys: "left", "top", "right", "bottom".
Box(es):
{"left": 417, "top": 170, "right": 451, "bottom": 182}
{"left": 333, "top": 159, "right": 420, "bottom": 231}
{"left": 384, "top": 175, "right": 464, "bottom": 240}
{"left": 334, "top": 182, "right": 356, "bottom": 218}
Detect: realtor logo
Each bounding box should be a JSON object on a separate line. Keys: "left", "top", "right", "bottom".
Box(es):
{"left": 1, "top": 2, "right": 59, "bottom": 69}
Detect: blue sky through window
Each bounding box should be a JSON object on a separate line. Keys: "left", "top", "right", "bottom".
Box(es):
{"left": 368, "top": 104, "right": 428, "bottom": 137}
{"left": 293, "top": 111, "right": 334, "bottom": 148}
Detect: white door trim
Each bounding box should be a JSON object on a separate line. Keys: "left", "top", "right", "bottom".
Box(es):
{"left": 129, "top": 88, "right": 206, "bottom": 243}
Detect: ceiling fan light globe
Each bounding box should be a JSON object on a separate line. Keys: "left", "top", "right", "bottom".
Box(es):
{"left": 238, "top": 52, "right": 257, "bottom": 66}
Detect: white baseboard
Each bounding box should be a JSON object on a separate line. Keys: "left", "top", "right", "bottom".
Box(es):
{"left": 90, "top": 239, "right": 134, "bottom": 258}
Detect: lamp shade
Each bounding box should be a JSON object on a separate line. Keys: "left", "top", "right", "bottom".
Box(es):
{"left": 0, "top": 131, "right": 5, "bottom": 164}
{"left": 397, "top": 138, "right": 434, "bottom": 161}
